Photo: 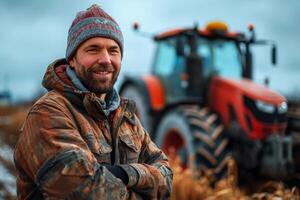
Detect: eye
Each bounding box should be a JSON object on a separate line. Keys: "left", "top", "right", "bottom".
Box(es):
{"left": 88, "top": 49, "right": 96, "bottom": 52}
{"left": 109, "top": 48, "right": 120, "bottom": 55}
{"left": 86, "top": 47, "right": 98, "bottom": 53}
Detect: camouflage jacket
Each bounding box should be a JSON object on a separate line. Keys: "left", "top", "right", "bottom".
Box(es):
{"left": 14, "top": 59, "right": 173, "bottom": 200}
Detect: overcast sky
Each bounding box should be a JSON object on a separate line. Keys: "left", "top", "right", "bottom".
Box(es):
{"left": 0, "top": 0, "right": 299, "bottom": 102}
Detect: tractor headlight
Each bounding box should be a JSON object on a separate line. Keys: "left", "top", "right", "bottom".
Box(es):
{"left": 255, "top": 100, "right": 275, "bottom": 114}
{"left": 278, "top": 101, "right": 288, "bottom": 114}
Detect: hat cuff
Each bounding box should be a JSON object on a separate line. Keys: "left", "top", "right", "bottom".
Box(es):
{"left": 66, "top": 30, "right": 123, "bottom": 61}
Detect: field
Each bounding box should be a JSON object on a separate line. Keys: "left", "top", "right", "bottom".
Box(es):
{"left": 0, "top": 104, "right": 299, "bottom": 199}
{"left": 0, "top": 104, "right": 30, "bottom": 199}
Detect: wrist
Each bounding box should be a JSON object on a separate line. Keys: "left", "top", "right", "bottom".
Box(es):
{"left": 118, "top": 164, "right": 139, "bottom": 187}
{"left": 105, "top": 165, "right": 129, "bottom": 185}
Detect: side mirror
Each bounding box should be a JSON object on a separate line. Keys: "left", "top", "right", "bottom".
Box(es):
{"left": 133, "top": 22, "right": 139, "bottom": 31}
{"left": 176, "top": 37, "right": 185, "bottom": 56}
{"left": 132, "top": 22, "right": 153, "bottom": 38}
{"left": 271, "top": 44, "right": 277, "bottom": 65}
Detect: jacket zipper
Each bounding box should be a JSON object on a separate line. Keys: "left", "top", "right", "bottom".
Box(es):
{"left": 111, "top": 107, "right": 126, "bottom": 165}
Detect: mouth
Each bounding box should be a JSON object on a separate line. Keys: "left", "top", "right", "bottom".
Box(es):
{"left": 92, "top": 71, "right": 113, "bottom": 80}
{"left": 94, "top": 71, "right": 111, "bottom": 75}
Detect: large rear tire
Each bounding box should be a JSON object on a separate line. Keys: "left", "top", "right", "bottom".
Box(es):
{"left": 120, "top": 85, "right": 153, "bottom": 133}
{"left": 155, "top": 105, "right": 231, "bottom": 178}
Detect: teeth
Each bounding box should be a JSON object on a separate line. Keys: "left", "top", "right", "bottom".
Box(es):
{"left": 95, "top": 72, "right": 110, "bottom": 74}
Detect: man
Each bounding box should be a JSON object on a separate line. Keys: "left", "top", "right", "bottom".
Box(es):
{"left": 14, "top": 4, "right": 172, "bottom": 200}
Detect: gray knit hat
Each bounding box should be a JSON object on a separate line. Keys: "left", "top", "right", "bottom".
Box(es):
{"left": 66, "top": 4, "right": 123, "bottom": 61}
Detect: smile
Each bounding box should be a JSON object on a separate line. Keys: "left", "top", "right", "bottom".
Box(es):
{"left": 94, "top": 71, "right": 112, "bottom": 75}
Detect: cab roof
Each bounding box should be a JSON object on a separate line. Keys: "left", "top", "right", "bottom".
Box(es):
{"left": 154, "top": 22, "right": 245, "bottom": 41}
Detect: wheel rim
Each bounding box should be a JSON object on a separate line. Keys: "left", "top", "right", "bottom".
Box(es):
{"left": 162, "top": 128, "right": 188, "bottom": 169}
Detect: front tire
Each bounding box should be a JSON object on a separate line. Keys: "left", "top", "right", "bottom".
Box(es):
{"left": 155, "top": 105, "right": 231, "bottom": 178}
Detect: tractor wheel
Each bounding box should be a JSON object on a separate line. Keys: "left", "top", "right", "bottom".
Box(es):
{"left": 120, "top": 85, "right": 153, "bottom": 133}
{"left": 155, "top": 105, "right": 231, "bottom": 178}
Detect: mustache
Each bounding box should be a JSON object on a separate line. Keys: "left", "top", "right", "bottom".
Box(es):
{"left": 87, "top": 64, "right": 115, "bottom": 73}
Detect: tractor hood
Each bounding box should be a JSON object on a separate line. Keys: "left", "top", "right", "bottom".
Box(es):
{"left": 212, "top": 76, "right": 286, "bottom": 105}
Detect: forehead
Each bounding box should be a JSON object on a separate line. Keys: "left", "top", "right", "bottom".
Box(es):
{"left": 79, "top": 37, "right": 120, "bottom": 49}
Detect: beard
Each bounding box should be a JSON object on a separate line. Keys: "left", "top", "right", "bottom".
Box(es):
{"left": 75, "top": 62, "right": 120, "bottom": 94}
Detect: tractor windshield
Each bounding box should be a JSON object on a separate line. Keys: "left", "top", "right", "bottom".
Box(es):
{"left": 197, "top": 38, "right": 242, "bottom": 80}
{"left": 152, "top": 35, "right": 244, "bottom": 103}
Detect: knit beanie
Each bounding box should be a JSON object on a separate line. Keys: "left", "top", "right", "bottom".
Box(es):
{"left": 66, "top": 4, "right": 123, "bottom": 61}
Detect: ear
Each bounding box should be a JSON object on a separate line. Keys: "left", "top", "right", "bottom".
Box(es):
{"left": 69, "top": 56, "right": 76, "bottom": 68}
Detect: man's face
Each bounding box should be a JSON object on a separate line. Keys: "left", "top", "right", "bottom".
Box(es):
{"left": 69, "top": 37, "right": 121, "bottom": 94}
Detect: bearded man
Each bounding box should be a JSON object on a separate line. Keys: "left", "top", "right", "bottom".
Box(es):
{"left": 14, "top": 4, "right": 172, "bottom": 200}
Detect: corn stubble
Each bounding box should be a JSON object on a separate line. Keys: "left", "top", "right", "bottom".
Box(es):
{"left": 169, "top": 154, "right": 300, "bottom": 200}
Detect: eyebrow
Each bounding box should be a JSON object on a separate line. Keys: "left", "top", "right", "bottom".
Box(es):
{"left": 109, "top": 45, "right": 120, "bottom": 50}
{"left": 84, "top": 44, "right": 120, "bottom": 50}
{"left": 85, "top": 45, "right": 99, "bottom": 49}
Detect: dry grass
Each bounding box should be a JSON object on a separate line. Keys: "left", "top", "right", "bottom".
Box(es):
{"left": 0, "top": 105, "right": 30, "bottom": 148}
{"left": 169, "top": 153, "right": 300, "bottom": 200}
{"left": 0, "top": 104, "right": 31, "bottom": 199}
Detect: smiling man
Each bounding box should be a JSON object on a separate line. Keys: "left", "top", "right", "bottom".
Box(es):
{"left": 14, "top": 4, "right": 172, "bottom": 200}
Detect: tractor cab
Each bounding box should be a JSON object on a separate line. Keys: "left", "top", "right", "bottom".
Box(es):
{"left": 152, "top": 22, "right": 276, "bottom": 108}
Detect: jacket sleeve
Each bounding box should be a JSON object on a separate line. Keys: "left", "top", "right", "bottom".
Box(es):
{"left": 14, "top": 101, "right": 128, "bottom": 200}
{"left": 120, "top": 115, "right": 173, "bottom": 200}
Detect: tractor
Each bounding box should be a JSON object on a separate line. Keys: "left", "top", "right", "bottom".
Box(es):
{"left": 119, "top": 21, "right": 297, "bottom": 182}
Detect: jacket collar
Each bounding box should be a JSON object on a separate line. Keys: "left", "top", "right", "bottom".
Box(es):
{"left": 42, "top": 58, "right": 121, "bottom": 119}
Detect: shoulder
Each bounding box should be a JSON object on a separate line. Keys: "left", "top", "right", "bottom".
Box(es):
{"left": 28, "top": 90, "right": 73, "bottom": 117}
{"left": 36, "top": 90, "right": 68, "bottom": 106}
{"left": 119, "top": 97, "right": 148, "bottom": 137}
{"left": 120, "top": 97, "right": 136, "bottom": 114}
{"left": 119, "top": 97, "right": 137, "bottom": 125}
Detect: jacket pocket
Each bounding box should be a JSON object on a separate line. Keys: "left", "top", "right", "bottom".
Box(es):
{"left": 119, "top": 128, "right": 142, "bottom": 163}
{"left": 96, "top": 139, "right": 112, "bottom": 164}
{"left": 82, "top": 131, "right": 112, "bottom": 164}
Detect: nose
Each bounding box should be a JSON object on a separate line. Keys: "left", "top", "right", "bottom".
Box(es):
{"left": 97, "top": 50, "right": 111, "bottom": 65}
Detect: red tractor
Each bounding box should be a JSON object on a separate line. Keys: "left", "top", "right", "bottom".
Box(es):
{"left": 120, "top": 22, "right": 296, "bottom": 182}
